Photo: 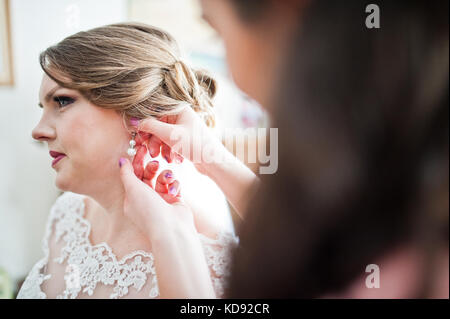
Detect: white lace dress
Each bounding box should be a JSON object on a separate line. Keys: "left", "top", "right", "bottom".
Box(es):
{"left": 17, "top": 192, "right": 238, "bottom": 299}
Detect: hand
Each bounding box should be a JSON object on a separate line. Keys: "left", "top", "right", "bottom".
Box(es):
{"left": 119, "top": 157, "right": 216, "bottom": 298}
{"left": 136, "top": 106, "right": 224, "bottom": 172}
{"left": 136, "top": 117, "right": 184, "bottom": 164}
{"left": 131, "top": 108, "right": 259, "bottom": 219}
{"left": 119, "top": 157, "right": 195, "bottom": 241}
{"left": 130, "top": 132, "right": 182, "bottom": 182}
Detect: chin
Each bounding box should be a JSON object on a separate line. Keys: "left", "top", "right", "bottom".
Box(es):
{"left": 55, "top": 169, "right": 92, "bottom": 196}
{"left": 55, "top": 177, "right": 70, "bottom": 192}
{"left": 54, "top": 169, "right": 75, "bottom": 192}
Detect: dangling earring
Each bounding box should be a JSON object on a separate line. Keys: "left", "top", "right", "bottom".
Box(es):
{"left": 127, "top": 132, "right": 137, "bottom": 156}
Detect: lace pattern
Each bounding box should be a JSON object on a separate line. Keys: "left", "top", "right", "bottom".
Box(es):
{"left": 17, "top": 192, "right": 238, "bottom": 299}
{"left": 199, "top": 232, "right": 239, "bottom": 297}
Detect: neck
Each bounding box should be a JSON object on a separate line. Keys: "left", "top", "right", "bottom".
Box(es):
{"left": 82, "top": 173, "right": 141, "bottom": 243}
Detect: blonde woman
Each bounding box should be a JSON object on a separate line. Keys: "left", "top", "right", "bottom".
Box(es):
{"left": 17, "top": 23, "right": 250, "bottom": 299}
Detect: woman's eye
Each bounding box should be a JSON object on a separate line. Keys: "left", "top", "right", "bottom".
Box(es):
{"left": 53, "top": 96, "right": 75, "bottom": 108}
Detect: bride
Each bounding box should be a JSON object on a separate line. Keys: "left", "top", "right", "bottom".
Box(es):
{"left": 17, "top": 23, "right": 240, "bottom": 299}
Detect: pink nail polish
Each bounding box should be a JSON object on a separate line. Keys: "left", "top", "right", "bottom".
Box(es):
{"left": 119, "top": 157, "right": 126, "bottom": 167}
{"left": 130, "top": 117, "right": 140, "bottom": 127}
{"left": 169, "top": 186, "right": 177, "bottom": 195}
{"left": 165, "top": 172, "right": 172, "bottom": 179}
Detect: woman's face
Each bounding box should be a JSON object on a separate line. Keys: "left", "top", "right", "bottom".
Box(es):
{"left": 32, "top": 74, "right": 129, "bottom": 193}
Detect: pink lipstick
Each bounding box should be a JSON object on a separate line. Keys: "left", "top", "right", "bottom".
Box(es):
{"left": 49, "top": 150, "right": 66, "bottom": 166}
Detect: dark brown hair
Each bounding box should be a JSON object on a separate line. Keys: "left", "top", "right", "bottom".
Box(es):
{"left": 227, "top": 0, "right": 448, "bottom": 298}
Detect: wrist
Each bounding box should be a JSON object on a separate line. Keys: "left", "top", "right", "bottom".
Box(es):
{"left": 197, "top": 139, "right": 231, "bottom": 178}
{"left": 147, "top": 212, "right": 197, "bottom": 244}
{"left": 150, "top": 221, "right": 198, "bottom": 253}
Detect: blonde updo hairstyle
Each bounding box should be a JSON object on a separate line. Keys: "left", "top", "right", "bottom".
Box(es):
{"left": 39, "top": 22, "right": 216, "bottom": 127}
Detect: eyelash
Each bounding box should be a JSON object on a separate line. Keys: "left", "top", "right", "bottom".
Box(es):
{"left": 53, "top": 96, "right": 75, "bottom": 108}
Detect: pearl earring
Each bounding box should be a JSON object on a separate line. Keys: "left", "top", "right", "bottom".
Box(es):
{"left": 127, "top": 132, "right": 137, "bottom": 156}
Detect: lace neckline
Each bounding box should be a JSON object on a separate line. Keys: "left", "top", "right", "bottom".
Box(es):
{"left": 16, "top": 191, "right": 238, "bottom": 299}
{"left": 51, "top": 192, "right": 158, "bottom": 298}
{"left": 74, "top": 192, "right": 230, "bottom": 258}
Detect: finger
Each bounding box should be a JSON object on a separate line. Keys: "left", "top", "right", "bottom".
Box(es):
{"left": 135, "top": 131, "right": 151, "bottom": 146}
{"left": 132, "top": 145, "right": 147, "bottom": 180}
{"left": 142, "top": 160, "right": 159, "bottom": 188}
{"left": 174, "top": 153, "right": 184, "bottom": 164}
{"left": 160, "top": 116, "right": 169, "bottom": 123}
{"left": 138, "top": 116, "right": 176, "bottom": 147}
{"left": 168, "top": 180, "right": 180, "bottom": 197}
{"left": 155, "top": 170, "right": 174, "bottom": 193}
{"left": 119, "top": 157, "right": 141, "bottom": 195}
{"left": 148, "top": 134, "right": 162, "bottom": 158}
{"left": 161, "top": 143, "right": 173, "bottom": 163}
{"left": 159, "top": 180, "right": 181, "bottom": 204}
{"left": 167, "top": 115, "right": 178, "bottom": 124}
{"left": 119, "top": 157, "right": 163, "bottom": 205}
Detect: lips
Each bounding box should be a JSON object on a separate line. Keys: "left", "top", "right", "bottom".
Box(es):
{"left": 49, "top": 150, "right": 66, "bottom": 166}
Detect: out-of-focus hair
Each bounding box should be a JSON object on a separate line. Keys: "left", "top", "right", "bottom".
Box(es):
{"left": 227, "top": 0, "right": 449, "bottom": 298}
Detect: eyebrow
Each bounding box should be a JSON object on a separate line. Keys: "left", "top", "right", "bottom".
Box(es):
{"left": 38, "top": 85, "right": 62, "bottom": 108}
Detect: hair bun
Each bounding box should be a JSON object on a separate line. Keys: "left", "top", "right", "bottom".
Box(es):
{"left": 195, "top": 69, "right": 217, "bottom": 99}
{"left": 162, "top": 60, "right": 217, "bottom": 127}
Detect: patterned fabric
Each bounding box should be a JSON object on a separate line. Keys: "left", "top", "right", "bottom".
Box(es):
{"left": 17, "top": 192, "right": 238, "bottom": 299}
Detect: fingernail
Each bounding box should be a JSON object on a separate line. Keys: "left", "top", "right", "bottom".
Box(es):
{"left": 151, "top": 160, "right": 159, "bottom": 164}
{"left": 164, "top": 172, "right": 173, "bottom": 179}
{"left": 130, "top": 117, "right": 140, "bottom": 127}
{"left": 169, "top": 186, "right": 177, "bottom": 195}
{"left": 119, "top": 157, "right": 126, "bottom": 168}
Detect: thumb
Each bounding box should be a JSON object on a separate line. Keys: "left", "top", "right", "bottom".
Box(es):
{"left": 138, "top": 116, "right": 178, "bottom": 147}
{"left": 119, "top": 157, "right": 141, "bottom": 196}
{"left": 119, "top": 157, "right": 163, "bottom": 203}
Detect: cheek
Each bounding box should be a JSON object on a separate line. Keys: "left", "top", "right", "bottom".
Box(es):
{"left": 63, "top": 117, "right": 96, "bottom": 160}
{"left": 223, "top": 31, "right": 258, "bottom": 98}
{"left": 62, "top": 108, "right": 126, "bottom": 175}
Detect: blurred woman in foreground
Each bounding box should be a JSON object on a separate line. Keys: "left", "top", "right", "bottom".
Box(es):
{"left": 128, "top": 0, "right": 448, "bottom": 298}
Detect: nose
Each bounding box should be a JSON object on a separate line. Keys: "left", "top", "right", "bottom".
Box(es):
{"left": 32, "top": 117, "right": 56, "bottom": 142}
